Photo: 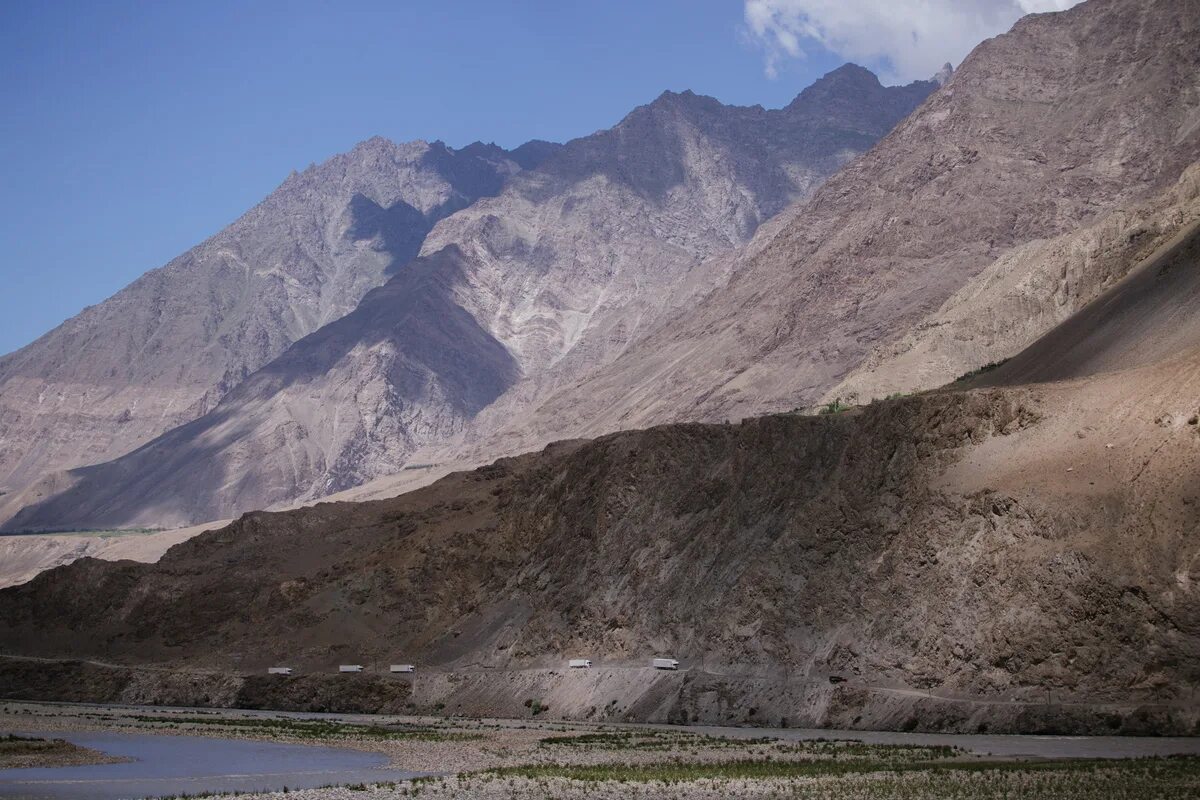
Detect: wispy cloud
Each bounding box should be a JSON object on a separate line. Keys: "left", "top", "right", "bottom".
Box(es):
{"left": 743, "top": 0, "right": 1083, "bottom": 83}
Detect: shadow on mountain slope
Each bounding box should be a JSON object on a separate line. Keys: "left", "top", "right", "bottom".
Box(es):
{"left": 3, "top": 246, "right": 519, "bottom": 530}
{"left": 978, "top": 218, "right": 1200, "bottom": 387}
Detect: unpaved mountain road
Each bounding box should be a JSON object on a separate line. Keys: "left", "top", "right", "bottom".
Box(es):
{"left": 2, "top": 654, "right": 1191, "bottom": 717}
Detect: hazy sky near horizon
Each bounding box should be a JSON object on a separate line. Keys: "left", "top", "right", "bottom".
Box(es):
{"left": 0, "top": 0, "right": 1065, "bottom": 356}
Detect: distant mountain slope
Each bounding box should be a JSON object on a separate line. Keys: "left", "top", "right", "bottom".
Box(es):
{"left": 472, "top": 0, "right": 1200, "bottom": 456}
{"left": 6, "top": 66, "right": 938, "bottom": 529}
{"left": 0, "top": 138, "right": 553, "bottom": 523}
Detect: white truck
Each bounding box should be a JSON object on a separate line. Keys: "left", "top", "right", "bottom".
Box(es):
{"left": 267, "top": 667, "right": 293, "bottom": 675}
{"left": 390, "top": 664, "right": 415, "bottom": 673}
{"left": 568, "top": 659, "right": 592, "bottom": 669}
{"left": 338, "top": 664, "right": 364, "bottom": 673}
{"left": 652, "top": 657, "right": 680, "bottom": 670}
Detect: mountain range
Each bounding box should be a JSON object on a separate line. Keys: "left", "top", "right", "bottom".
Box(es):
{"left": 1, "top": 0, "right": 1199, "bottom": 736}
{"left": 1, "top": 64, "right": 940, "bottom": 529}
{"left": 0, "top": 137, "right": 556, "bottom": 524}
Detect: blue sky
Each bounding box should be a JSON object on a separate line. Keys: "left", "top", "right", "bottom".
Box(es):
{"left": 0, "top": 1, "right": 851, "bottom": 356}
{"left": 0, "top": 0, "right": 1047, "bottom": 356}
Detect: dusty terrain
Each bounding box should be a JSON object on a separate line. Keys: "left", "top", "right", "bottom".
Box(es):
{"left": 0, "top": 0, "right": 1198, "bottom": 751}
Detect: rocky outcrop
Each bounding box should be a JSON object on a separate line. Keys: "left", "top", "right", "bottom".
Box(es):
{"left": 6, "top": 65, "right": 938, "bottom": 529}
{"left": 0, "top": 137, "right": 548, "bottom": 525}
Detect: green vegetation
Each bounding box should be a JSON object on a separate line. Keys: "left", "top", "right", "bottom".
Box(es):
{"left": 818, "top": 398, "right": 852, "bottom": 415}
{"left": 128, "top": 713, "right": 481, "bottom": 742}
{"left": 535, "top": 731, "right": 931, "bottom": 756}
{"left": 539, "top": 731, "right": 705, "bottom": 750}
{"left": 0, "top": 733, "right": 62, "bottom": 753}
{"left": 953, "top": 358, "right": 1011, "bottom": 384}
{"left": 485, "top": 755, "right": 1200, "bottom": 798}
{"left": 2, "top": 527, "right": 164, "bottom": 538}
{"left": 523, "top": 698, "right": 550, "bottom": 716}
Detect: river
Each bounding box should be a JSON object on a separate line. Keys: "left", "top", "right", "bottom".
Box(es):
{"left": 0, "top": 730, "right": 417, "bottom": 800}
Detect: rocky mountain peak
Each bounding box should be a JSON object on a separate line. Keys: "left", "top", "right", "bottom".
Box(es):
{"left": 799, "top": 62, "right": 882, "bottom": 95}
{"left": 349, "top": 134, "right": 403, "bottom": 154}
{"left": 783, "top": 63, "right": 938, "bottom": 133}
{"left": 933, "top": 62, "right": 954, "bottom": 86}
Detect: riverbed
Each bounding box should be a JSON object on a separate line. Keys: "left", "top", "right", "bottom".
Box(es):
{"left": 0, "top": 730, "right": 417, "bottom": 800}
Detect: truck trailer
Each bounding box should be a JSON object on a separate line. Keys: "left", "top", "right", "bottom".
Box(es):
{"left": 568, "top": 659, "right": 592, "bottom": 669}
{"left": 390, "top": 664, "right": 415, "bottom": 673}
{"left": 267, "top": 667, "right": 293, "bottom": 675}
{"left": 652, "top": 658, "right": 680, "bottom": 670}
{"left": 338, "top": 664, "right": 364, "bottom": 673}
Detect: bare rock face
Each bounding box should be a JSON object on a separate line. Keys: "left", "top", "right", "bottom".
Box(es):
{"left": 482, "top": 0, "right": 1200, "bottom": 452}
{"left": 6, "top": 66, "right": 937, "bottom": 529}
{"left": 0, "top": 137, "right": 545, "bottom": 524}
{"left": 2, "top": 360, "right": 1198, "bottom": 733}
{"left": 823, "top": 163, "right": 1200, "bottom": 403}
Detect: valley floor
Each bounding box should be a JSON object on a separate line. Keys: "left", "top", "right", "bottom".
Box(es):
{"left": 208, "top": 758, "right": 1200, "bottom": 800}
{"left": 2, "top": 702, "right": 1199, "bottom": 799}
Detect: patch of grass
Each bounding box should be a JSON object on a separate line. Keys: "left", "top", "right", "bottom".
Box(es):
{"left": 489, "top": 754, "right": 1200, "bottom": 790}
{"left": 954, "top": 358, "right": 1011, "bottom": 383}
{"left": 1, "top": 527, "right": 164, "bottom": 538}
{"left": 128, "top": 713, "right": 481, "bottom": 742}
{"left": 0, "top": 734, "right": 65, "bottom": 753}
{"left": 539, "top": 731, "right": 685, "bottom": 750}
{"left": 523, "top": 698, "right": 549, "bottom": 716}
{"left": 491, "top": 757, "right": 914, "bottom": 782}
{"left": 818, "top": 398, "right": 852, "bottom": 415}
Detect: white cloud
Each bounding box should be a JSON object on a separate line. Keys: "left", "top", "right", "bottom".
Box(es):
{"left": 744, "top": 0, "right": 1084, "bottom": 83}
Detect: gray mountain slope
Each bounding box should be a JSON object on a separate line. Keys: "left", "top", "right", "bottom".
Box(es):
{"left": 6, "top": 66, "right": 938, "bottom": 528}
{"left": 0, "top": 137, "right": 555, "bottom": 522}
{"left": 465, "top": 0, "right": 1200, "bottom": 457}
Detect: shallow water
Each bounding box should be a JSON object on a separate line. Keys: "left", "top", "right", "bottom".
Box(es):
{"left": 0, "top": 730, "right": 416, "bottom": 799}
